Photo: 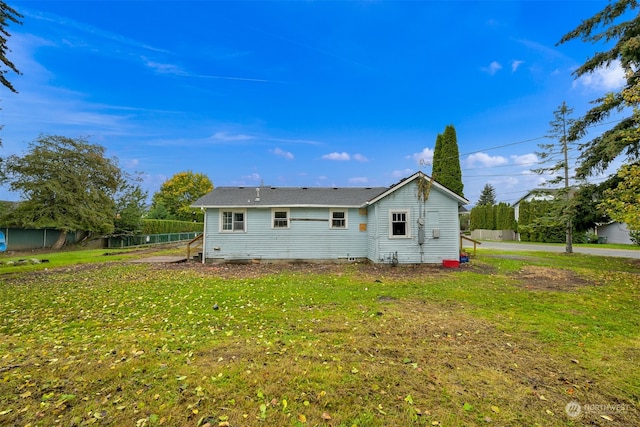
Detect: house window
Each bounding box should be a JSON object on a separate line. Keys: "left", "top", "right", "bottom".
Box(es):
{"left": 330, "top": 210, "right": 347, "bottom": 229}
{"left": 272, "top": 209, "right": 289, "bottom": 229}
{"left": 221, "top": 210, "right": 246, "bottom": 232}
{"left": 390, "top": 210, "right": 410, "bottom": 238}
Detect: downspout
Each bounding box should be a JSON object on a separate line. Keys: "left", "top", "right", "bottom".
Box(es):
{"left": 201, "top": 207, "right": 206, "bottom": 264}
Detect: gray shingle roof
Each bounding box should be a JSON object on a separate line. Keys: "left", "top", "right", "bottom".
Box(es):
{"left": 192, "top": 186, "right": 388, "bottom": 208}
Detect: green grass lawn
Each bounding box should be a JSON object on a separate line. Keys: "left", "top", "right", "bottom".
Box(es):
{"left": 0, "top": 249, "right": 638, "bottom": 426}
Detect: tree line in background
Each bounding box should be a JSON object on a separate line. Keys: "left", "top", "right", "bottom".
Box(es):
{"left": 468, "top": 181, "right": 636, "bottom": 245}
{"left": 0, "top": 135, "right": 213, "bottom": 248}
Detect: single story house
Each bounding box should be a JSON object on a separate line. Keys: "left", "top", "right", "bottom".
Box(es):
{"left": 191, "top": 171, "right": 469, "bottom": 264}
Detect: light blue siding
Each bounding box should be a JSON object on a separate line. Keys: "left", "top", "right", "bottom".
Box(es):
{"left": 202, "top": 177, "right": 463, "bottom": 264}
{"left": 203, "top": 207, "right": 369, "bottom": 261}
{"left": 367, "top": 181, "right": 460, "bottom": 264}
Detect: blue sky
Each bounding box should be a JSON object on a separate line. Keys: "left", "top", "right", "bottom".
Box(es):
{"left": 1, "top": 0, "right": 627, "bottom": 206}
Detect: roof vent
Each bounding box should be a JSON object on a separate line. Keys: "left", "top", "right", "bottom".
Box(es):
{"left": 255, "top": 187, "right": 260, "bottom": 202}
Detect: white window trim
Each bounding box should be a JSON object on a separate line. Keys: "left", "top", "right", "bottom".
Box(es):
{"left": 389, "top": 209, "right": 411, "bottom": 239}
{"left": 330, "top": 209, "right": 348, "bottom": 229}
{"left": 219, "top": 209, "right": 247, "bottom": 233}
{"left": 271, "top": 208, "right": 290, "bottom": 229}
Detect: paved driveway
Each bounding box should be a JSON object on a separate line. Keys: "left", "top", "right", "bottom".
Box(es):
{"left": 463, "top": 240, "right": 640, "bottom": 259}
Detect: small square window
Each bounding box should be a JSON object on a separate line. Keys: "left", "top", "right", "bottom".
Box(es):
{"left": 390, "top": 211, "right": 409, "bottom": 237}
{"left": 221, "top": 210, "right": 246, "bottom": 232}
{"left": 273, "top": 210, "right": 289, "bottom": 228}
{"left": 331, "top": 210, "right": 347, "bottom": 229}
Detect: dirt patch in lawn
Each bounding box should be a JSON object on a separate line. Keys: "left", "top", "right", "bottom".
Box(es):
{"left": 157, "top": 260, "right": 451, "bottom": 281}
{"left": 513, "top": 265, "right": 592, "bottom": 291}
{"left": 191, "top": 298, "right": 638, "bottom": 426}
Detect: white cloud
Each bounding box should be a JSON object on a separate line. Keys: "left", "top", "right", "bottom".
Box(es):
{"left": 322, "top": 152, "right": 351, "bottom": 161}
{"left": 349, "top": 177, "right": 368, "bottom": 184}
{"left": 142, "top": 57, "right": 184, "bottom": 75}
{"left": 353, "top": 153, "right": 368, "bottom": 162}
{"left": 510, "top": 153, "right": 538, "bottom": 166}
{"left": 272, "top": 147, "right": 294, "bottom": 159}
{"left": 482, "top": 61, "right": 503, "bottom": 75}
{"left": 124, "top": 158, "right": 140, "bottom": 169}
{"left": 511, "top": 60, "right": 524, "bottom": 72}
{"left": 411, "top": 147, "right": 434, "bottom": 165}
{"left": 573, "top": 60, "right": 626, "bottom": 92}
{"left": 465, "top": 152, "right": 508, "bottom": 168}
{"left": 234, "top": 173, "right": 261, "bottom": 185}
{"left": 211, "top": 131, "right": 254, "bottom": 142}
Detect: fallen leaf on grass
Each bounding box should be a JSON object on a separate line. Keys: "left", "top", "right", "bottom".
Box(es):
{"left": 298, "top": 414, "right": 307, "bottom": 423}
{"left": 490, "top": 405, "right": 500, "bottom": 413}
{"left": 601, "top": 415, "right": 613, "bottom": 421}
{"left": 321, "top": 412, "right": 331, "bottom": 420}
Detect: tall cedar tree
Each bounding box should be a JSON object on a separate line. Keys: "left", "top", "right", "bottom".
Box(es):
{"left": 1, "top": 135, "right": 122, "bottom": 248}
{"left": 431, "top": 124, "right": 464, "bottom": 196}
{"left": 151, "top": 171, "right": 213, "bottom": 222}
{"left": 0, "top": 1, "right": 22, "bottom": 93}
{"left": 558, "top": 0, "right": 640, "bottom": 177}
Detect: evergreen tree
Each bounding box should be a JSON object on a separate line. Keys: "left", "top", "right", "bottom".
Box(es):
{"left": 477, "top": 184, "right": 497, "bottom": 206}
{"left": 431, "top": 124, "right": 464, "bottom": 197}
{"left": 432, "top": 133, "right": 444, "bottom": 179}
{"left": 559, "top": 0, "right": 640, "bottom": 177}
{"left": 0, "top": 1, "right": 22, "bottom": 94}
{"left": 532, "top": 101, "right": 579, "bottom": 253}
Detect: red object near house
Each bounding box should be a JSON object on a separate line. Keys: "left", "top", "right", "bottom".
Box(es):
{"left": 442, "top": 259, "right": 460, "bottom": 268}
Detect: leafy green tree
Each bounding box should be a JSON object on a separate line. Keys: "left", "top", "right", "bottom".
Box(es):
{"left": 431, "top": 124, "right": 463, "bottom": 196}
{"left": 599, "top": 163, "right": 640, "bottom": 232}
{"left": 151, "top": 171, "right": 213, "bottom": 222}
{"left": 113, "top": 176, "right": 148, "bottom": 236}
{"left": 0, "top": 1, "right": 22, "bottom": 94}
{"left": 571, "top": 183, "right": 611, "bottom": 232}
{"left": 1, "top": 135, "right": 122, "bottom": 248}
{"left": 146, "top": 200, "right": 170, "bottom": 220}
{"left": 558, "top": 0, "right": 640, "bottom": 177}
{"left": 477, "top": 184, "right": 496, "bottom": 206}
